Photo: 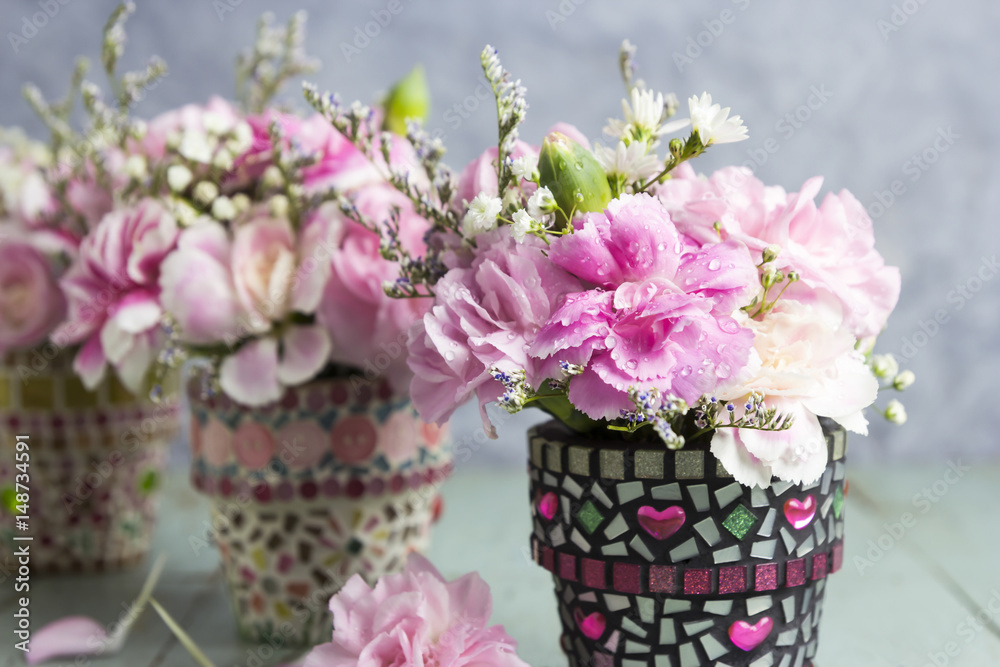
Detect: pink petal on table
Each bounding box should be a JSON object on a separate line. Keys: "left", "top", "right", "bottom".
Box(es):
{"left": 27, "top": 616, "right": 111, "bottom": 665}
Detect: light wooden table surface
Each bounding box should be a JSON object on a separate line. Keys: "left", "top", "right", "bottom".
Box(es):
{"left": 2, "top": 462, "right": 999, "bottom": 666}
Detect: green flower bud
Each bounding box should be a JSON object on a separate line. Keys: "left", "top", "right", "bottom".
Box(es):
{"left": 537, "top": 132, "right": 613, "bottom": 229}
{"left": 762, "top": 244, "right": 781, "bottom": 264}
{"left": 383, "top": 65, "right": 431, "bottom": 136}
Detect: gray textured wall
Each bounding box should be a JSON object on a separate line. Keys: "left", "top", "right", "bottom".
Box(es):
{"left": 2, "top": 0, "right": 997, "bottom": 466}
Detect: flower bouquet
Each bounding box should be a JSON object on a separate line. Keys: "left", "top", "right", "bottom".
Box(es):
{"left": 87, "top": 10, "right": 449, "bottom": 645}
{"left": 0, "top": 12, "right": 180, "bottom": 574}
{"left": 305, "top": 40, "right": 911, "bottom": 666}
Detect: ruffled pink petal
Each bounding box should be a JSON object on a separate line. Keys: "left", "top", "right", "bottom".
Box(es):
{"left": 710, "top": 429, "right": 774, "bottom": 489}
{"left": 27, "top": 616, "right": 110, "bottom": 665}
{"left": 74, "top": 334, "right": 108, "bottom": 390}
{"left": 566, "top": 363, "right": 633, "bottom": 421}
{"left": 674, "top": 240, "right": 758, "bottom": 313}
{"left": 219, "top": 337, "right": 282, "bottom": 406}
{"left": 110, "top": 290, "right": 162, "bottom": 334}
{"left": 277, "top": 325, "right": 331, "bottom": 386}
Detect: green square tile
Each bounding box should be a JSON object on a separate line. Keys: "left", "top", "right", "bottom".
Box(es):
{"left": 576, "top": 500, "right": 605, "bottom": 534}
{"left": 545, "top": 441, "right": 564, "bottom": 473}
{"left": 833, "top": 485, "right": 844, "bottom": 519}
{"left": 722, "top": 504, "right": 758, "bottom": 540}
{"left": 674, "top": 450, "right": 704, "bottom": 479}
{"left": 568, "top": 446, "right": 592, "bottom": 476}
{"left": 600, "top": 449, "right": 625, "bottom": 480}
{"left": 635, "top": 450, "right": 664, "bottom": 479}
{"left": 716, "top": 459, "right": 733, "bottom": 478}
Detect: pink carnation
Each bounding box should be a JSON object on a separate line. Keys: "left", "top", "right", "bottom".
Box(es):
{"left": 160, "top": 212, "right": 333, "bottom": 407}
{"left": 304, "top": 554, "right": 528, "bottom": 667}
{"left": 532, "top": 193, "right": 757, "bottom": 419}
{"left": 656, "top": 164, "right": 901, "bottom": 339}
{"left": 55, "top": 199, "right": 178, "bottom": 392}
{"left": 408, "top": 227, "right": 583, "bottom": 434}
{"left": 0, "top": 233, "right": 66, "bottom": 354}
{"left": 316, "top": 185, "right": 430, "bottom": 395}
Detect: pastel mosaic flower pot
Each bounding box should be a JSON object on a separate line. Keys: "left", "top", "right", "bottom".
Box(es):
{"left": 528, "top": 419, "right": 847, "bottom": 667}
{"left": 188, "top": 374, "right": 453, "bottom": 647}
{"left": 0, "top": 352, "right": 179, "bottom": 574}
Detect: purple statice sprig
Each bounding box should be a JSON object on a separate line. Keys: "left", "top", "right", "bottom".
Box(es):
{"left": 692, "top": 392, "right": 795, "bottom": 438}
{"left": 615, "top": 388, "right": 689, "bottom": 449}
{"left": 480, "top": 45, "right": 528, "bottom": 197}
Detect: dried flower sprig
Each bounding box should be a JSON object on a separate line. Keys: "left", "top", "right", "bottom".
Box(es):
{"left": 235, "top": 11, "right": 319, "bottom": 114}
{"left": 480, "top": 45, "right": 528, "bottom": 197}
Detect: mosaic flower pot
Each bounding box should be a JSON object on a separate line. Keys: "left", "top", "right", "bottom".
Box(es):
{"left": 0, "top": 352, "right": 179, "bottom": 574}
{"left": 527, "top": 419, "right": 847, "bottom": 667}
{"left": 188, "top": 374, "right": 453, "bottom": 647}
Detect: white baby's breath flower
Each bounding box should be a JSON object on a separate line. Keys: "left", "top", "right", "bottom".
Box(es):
{"left": 595, "top": 140, "right": 662, "bottom": 184}
{"left": 262, "top": 165, "right": 285, "bottom": 189}
{"left": 193, "top": 181, "right": 219, "bottom": 205}
{"left": 872, "top": 354, "right": 900, "bottom": 379}
{"left": 269, "top": 194, "right": 290, "bottom": 219}
{"left": 892, "top": 370, "right": 915, "bottom": 391}
{"left": 461, "top": 193, "right": 502, "bottom": 237}
{"left": 510, "top": 209, "right": 534, "bottom": 242}
{"left": 211, "top": 196, "right": 236, "bottom": 221}
{"left": 885, "top": 399, "right": 907, "bottom": 425}
{"left": 227, "top": 122, "right": 254, "bottom": 155}
{"left": 231, "top": 193, "right": 251, "bottom": 215}
{"left": 124, "top": 154, "right": 147, "bottom": 180}
{"left": 510, "top": 155, "right": 538, "bottom": 181}
{"left": 688, "top": 92, "right": 749, "bottom": 145}
{"left": 527, "top": 186, "right": 557, "bottom": 219}
{"left": 202, "top": 111, "right": 233, "bottom": 136}
{"left": 178, "top": 130, "right": 214, "bottom": 163}
{"left": 605, "top": 88, "right": 691, "bottom": 143}
{"left": 212, "top": 147, "right": 235, "bottom": 171}
{"left": 166, "top": 165, "right": 193, "bottom": 192}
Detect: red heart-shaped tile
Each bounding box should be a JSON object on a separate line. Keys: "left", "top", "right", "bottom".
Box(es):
{"left": 784, "top": 495, "right": 816, "bottom": 530}
{"left": 729, "top": 617, "right": 773, "bottom": 651}
{"left": 538, "top": 492, "right": 558, "bottom": 520}
{"left": 573, "top": 608, "right": 606, "bottom": 640}
{"left": 637, "top": 505, "right": 686, "bottom": 540}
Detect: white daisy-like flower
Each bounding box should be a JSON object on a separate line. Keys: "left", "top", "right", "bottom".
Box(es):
{"left": 461, "top": 193, "right": 502, "bottom": 237}
{"left": 595, "top": 140, "right": 662, "bottom": 184}
{"left": 510, "top": 209, "right": 534, "bottom": 242}
{"left": 688, "top": 92, "right": 749, "bottom": 145}
{"left": 527, "top": 186, "right": 557, "bottom": 219}
{"left": 510, "top": 155, "right": 538, "bottom": 181}
{"left": 605, "top": 88, "right": 691, "bottom": 143}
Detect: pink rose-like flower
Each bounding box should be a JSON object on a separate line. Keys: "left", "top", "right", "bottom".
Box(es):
{"left": 711, "top": 298, "right": 879, "bottom": 487}
{"left": 55, "top": 199, "right": 178, "bottom": 392}
{"left": 657, "top": 164, "right": 901, "bottom": 339}
{"left": 316, "top": 186, "right": 431, "bottom": 395}
{"left": 160, "top": 214, "right": 333, "bottom": 407}
{"left": 0, "top": 234, "right": 66, "bottom": 354}
{"left": 407, "top": 227, "right": 584, "bottom": 434}
{"left": 532, "top": 193, "right": 758, "bottom": 419}
{"left": 304, "top": 554, "right": 528, "bottom": 667}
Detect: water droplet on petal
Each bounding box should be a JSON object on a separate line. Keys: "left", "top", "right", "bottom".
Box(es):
{"left": 708, "top": 259, "right": 721, "bottom": 271}
{"left": 626, "top": 359, "right": 638, "bottom": 370}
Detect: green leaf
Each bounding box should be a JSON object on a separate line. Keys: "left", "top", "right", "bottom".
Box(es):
{"left": 383, "top": 65, "right": 431, "bottom": 135}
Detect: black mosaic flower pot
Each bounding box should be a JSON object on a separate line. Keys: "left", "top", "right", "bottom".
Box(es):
{"left": 527, "top": 419, "right": 847, "bottom": 667}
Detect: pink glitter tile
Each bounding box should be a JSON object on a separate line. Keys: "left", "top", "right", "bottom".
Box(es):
{"left": 683, "top": 568, "right": 713, "bottom": 595}
{"left": 559, "top": 552, "right": 578, "bottom": 582}
{"left": 612, "top": 562, "right": 642, "bottom": 594}
{"left": 593, "top": 654, "right": 614, "bottom": 667}
{"left": 755, "top": 563, "right": 778, "bottom": 591}
{"left": 831, "top": 543, "right": 844, "bottom": 573}
{"left": 812, "top": 553, "right": 828, "bottom": 580}
{"left": 648, "top": 565, "right": 677, "bottom": 594}
{"left": 719, "top": 565, "right": 747, "bottom": 594}
{"left": 582, "top": 558, "right": 606, "bottom": 589}
{"left": 541, "top": 546, "right": 555, "bottom": 573}
{"left": 786, "top": 557, "right": 806, "bottom": 587}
